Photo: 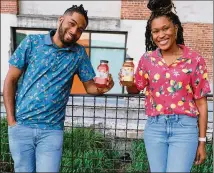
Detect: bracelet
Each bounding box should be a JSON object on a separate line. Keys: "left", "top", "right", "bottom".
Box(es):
{"left": 198, "top": 137, "right": 206, "bottom": 142}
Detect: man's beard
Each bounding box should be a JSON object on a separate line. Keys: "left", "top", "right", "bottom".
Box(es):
{"left": 58, "top": 23, "right": 77, "bottom": 47}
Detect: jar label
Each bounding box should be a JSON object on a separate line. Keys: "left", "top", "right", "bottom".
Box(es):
{"left": 121, "top": 67, "right": 134, "bottom": 81}
{"left": 96, "top": 70, "right": 109, "bottom": 79}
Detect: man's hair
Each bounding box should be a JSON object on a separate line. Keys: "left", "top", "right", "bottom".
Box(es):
{"left": 145, "top": 0, "right": 184, "bottom": 51}
{"left": 64, "top": 4, "right": 88, "bottom": 26}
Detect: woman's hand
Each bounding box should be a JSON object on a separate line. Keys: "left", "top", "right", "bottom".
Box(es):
{"left": 195, "top": 142, "right": 206, "bottom": 165}
{"left": 118, "top": 69, "right": 134, "bottom": 87}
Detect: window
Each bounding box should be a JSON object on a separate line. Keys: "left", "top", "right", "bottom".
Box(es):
{"left": 12, "top": 28, "right": 127, "bottom": 94}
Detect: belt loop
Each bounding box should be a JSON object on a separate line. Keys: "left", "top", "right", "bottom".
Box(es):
{"left": 165, "top": 115, "right": 169, "bottom": 121}
{"left": 155, "top": 115, "right": 158, "bottom": 122}
{"left": 175, "top": 114, "right": 178, "bottom": 121}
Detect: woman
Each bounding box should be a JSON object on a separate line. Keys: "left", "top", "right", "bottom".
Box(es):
{"left": 120, "top": 0, "right": 211, "bottom": 172}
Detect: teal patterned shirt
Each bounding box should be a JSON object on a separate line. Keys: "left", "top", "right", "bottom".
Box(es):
{"left": 9, "top": 30, "right": 96, "bottom": 130}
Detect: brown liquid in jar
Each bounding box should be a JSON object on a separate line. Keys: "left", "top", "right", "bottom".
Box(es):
{"left": 120, "top": 58, "right": 134, "bottom": 86}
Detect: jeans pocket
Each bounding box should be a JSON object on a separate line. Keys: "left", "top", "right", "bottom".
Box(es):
{"left": 178, "top": 119, "right": 198, "bottom": 128}
{"left": 147, "top": 117, "right": 156, "bottom": 125}
{"left": 145, "top": 117, "right": 156, "bottom": 130}
{"left": 8, "top": 123, "right": 18, "bottom": 129}
{"left": 8, "top": 124, "right": 19, "bottom": 139}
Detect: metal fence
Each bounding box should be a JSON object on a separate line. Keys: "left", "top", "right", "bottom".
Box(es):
{"left": 0, "top": 94, "right": 213, "bottom": 173}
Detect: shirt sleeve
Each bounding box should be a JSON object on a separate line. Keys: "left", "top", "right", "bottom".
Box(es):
{"left": 76, "top": 46, "right": 96, "bottom": 82}
{"left": 134, "top": 53, "right": 149, "bottom": 91}
{"left": 191, "top": 56, "right": 211, "bottom": 99}
{"left": 9, "top": 35, "right": 32, "bottom": 70}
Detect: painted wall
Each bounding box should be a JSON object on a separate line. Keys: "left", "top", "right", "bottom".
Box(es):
{"left": 120, "top": 20, "right": 147, "bottom": 69}
{"left": 1, "top": 14, "right": 17, "bottom": 91}
{"left": 19, "top": 1, "right": 121, "bottom": 18}
{"left": 175, "top": 1, "right": 213, "bottom": 23}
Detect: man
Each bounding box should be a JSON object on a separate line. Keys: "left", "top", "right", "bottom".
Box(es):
{"left": 3, "top": 4, "right": 114, "bottom": 172}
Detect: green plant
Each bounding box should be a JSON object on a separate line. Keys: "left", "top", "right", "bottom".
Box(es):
{"left": 125, "top": 140, "right": 149, "bottom": 173}
{"left": 60, "top": 127, "right": 120, "bottom": 173}
{"left": 0, "top": 118, "right": 14, "bottom": 172}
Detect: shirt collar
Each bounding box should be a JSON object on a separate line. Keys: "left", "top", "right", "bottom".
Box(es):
{"left": 155, "top": 44, "right": 191, "bottom": 59}
{"left": 44, "top": 30, "right": 78, "bottom": 52}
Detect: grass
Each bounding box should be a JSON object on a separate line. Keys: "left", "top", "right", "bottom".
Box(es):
{"left": 60, "top": 127, "right": 120, "bottom": 173}
{"left": 191, "top": 143, "right": 213, "bottom": 173}
{"left": 125, "top": 140, "right": 149, "bottom": 173}
{"left": 0, "top": 118, "right": 213, "bottom": 173}
{"left": 0, "top": 118, "right": 14, "bottom": 173}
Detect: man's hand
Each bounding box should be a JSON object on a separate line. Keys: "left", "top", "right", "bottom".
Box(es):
{"left": 8, "top": 119, "right": 16, "bottom": 126}
{"left": 97, "top": 74, "right": 114, "bottom": 94}
{"left": 195, "top": 142, "right": 206, "bottom": 165}
{"left": 83, "top": 74, "right": 114, "bottom": 95}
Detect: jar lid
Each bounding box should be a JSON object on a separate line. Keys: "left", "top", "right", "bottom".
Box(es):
{"left": 100, "top": 60, "right": 109, "bottom": 63}
{"left": 125, "top": 58, "right": 133, "bottom": 61}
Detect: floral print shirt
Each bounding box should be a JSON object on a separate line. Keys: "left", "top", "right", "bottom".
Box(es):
{"left": 9, "top": 30, "right": 96, "bottom": 130}
{"left": 135, "top": 45, "right": 211, "bottom": 117}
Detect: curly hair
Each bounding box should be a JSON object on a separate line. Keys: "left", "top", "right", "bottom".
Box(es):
{"left": 64, "top": 4, "right": 88, "bottom": 26}
{"left": 145, "top": 0, "right": 184, "bottom": 51}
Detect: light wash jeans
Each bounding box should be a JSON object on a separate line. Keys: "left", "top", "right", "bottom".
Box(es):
{"left": 144, "top": 114, "right": 198, "bottom": 172}
{"left": 8, "top": 124, "right": 63, "bottom": 172}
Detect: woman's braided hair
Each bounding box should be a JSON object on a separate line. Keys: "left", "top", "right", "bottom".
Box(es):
{"left": 145, "top": 0, "right": 184, "bottom": 51}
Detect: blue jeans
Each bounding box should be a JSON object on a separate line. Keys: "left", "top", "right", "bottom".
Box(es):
{"left": 144, "top": 114, "right": 198, "bottom": 172}
{"left": 8, "top": 124, "right": 63, "bottom": 172}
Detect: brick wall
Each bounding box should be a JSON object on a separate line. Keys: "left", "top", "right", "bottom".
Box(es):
{"left": 183, "top": 23, "right": 213, "bottom": 82}
{"left": 121, "top": 0, "right": 151, "bottom": 20}
{"left": 1, "top": 0, "right": 18, "bottom": 14}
